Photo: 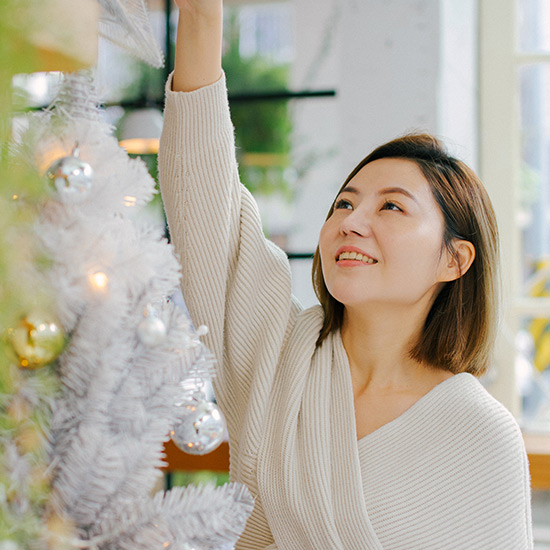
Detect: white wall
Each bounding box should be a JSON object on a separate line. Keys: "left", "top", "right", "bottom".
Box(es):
{"left": 438, "top": 0, "right": 478, "bottom": 168}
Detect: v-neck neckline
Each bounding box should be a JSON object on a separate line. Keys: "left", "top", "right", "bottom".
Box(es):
{"left": 332, "top": 329, "right": 471, "bottom": 444}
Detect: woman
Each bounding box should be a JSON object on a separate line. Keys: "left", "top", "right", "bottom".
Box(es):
{"left": 159, "top": 1, "right": 533, "bottom": 548}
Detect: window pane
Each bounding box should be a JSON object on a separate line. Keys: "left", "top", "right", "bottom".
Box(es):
{"left": 223, "top": 2, "right": 294, "bottom": 94}
{"left": 290, "top": 258, "right": 318, "bottom": 309}
{"left": 222, "top": 2, "right": 338, "bottom": 310}
{"left": 518, "top": 0, "right": 550, "bottom": 52}
{"left": 236, "top": 95, "right": 339, "bottom": 310}
{"left": 518, "top": 319, "right": 550, "bottom": 432}
{"left": 519, "top": 64, "right": 550, "bottom": 292}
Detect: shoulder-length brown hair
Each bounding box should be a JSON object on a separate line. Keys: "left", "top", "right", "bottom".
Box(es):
{"left": 311, "top": 134, "right": 499, "bottom": 377}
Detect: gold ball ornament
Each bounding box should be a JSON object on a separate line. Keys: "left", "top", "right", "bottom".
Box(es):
{"left": 9, "top": 311, "right": 66, "bottom": 369}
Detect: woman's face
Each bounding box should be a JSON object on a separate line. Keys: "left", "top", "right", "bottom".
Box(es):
{"left": 319, "top": 157, "right": 453, "bottom": 311}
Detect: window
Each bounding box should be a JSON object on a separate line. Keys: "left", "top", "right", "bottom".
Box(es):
{"left": 222, "top": 1, "right": 338, "bottom": 307}
{"left": 480, "top": 0, "right": 550, "bottom": 428}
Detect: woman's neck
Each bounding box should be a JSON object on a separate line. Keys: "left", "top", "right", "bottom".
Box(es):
{"left": 341, "top": 303, "right": 439, "bottom": 395}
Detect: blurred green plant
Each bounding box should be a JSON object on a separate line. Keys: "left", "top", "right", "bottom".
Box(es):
{"left": 169, "top": 470, "right": 230, "bottom": 488}
{"left": 0, "top": 1, "right": 63, "bottom": 546}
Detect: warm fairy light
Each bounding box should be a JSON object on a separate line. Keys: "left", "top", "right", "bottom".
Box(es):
{"left": 89, "top": 271, "right": 109, "bottom": 291}
{"left": 162, "top": 543, "right": 170, "bottom": 548}
{"left": 123, "top": 195, "right": 137, "bottom": 207}
{"left": 12, "top": 194, "right": 18, "bottom": 200}
{"left": 119, "top": 138, "right": 159, "bottom": 155}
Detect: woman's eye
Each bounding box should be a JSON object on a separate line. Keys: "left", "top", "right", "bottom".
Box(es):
{"left": 334, "top": 198, "right": 353, "bottom": 210}
{"left": 381, "top": 200, "right": 402, "bottom": 212}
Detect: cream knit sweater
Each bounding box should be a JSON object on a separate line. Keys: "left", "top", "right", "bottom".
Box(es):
{"left": 159, "top": 74, "right": 533, "bottom": 550}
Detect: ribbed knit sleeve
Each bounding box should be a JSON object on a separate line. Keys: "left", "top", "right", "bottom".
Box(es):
{"left": 158, "top": 73, "right": 299, "bottom": 456}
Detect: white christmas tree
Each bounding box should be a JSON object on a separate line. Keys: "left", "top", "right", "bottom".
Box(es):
{"left": 1, "top": 1, "right": 253, "bottom": 548}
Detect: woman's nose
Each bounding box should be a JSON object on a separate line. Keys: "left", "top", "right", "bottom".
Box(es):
{"left": 339, "top": 208, "right": 372, "bottom": 237}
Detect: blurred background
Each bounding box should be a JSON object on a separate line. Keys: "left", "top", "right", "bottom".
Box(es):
{"left": 11, "top": 0, "right": 550, "bottom": 545}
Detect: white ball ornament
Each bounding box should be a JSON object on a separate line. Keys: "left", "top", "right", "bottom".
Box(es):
{"left": 46, "top": 152, "right": 93, "bottom": 203}
{"left": 171, "top": 399, "right": 226, "bottom": 455}
{"left": 137, "top": 314, "right": 167, "bottom": 347}
{"left": 195, "top": 325, "right": 209, "bottom": 337}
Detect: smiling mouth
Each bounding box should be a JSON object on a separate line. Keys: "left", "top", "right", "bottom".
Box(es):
{"left": 337, "top": 251, "right": 378, "bottom": 264}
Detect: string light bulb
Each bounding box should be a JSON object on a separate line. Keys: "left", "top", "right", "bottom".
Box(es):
{"left": 88, "top": 271, "right": 109, "bottom": 292}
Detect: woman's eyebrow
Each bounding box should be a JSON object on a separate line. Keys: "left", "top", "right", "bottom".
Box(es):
{"left": 378, "top": 186, "right": 418, "bottom": 203}
{"left": 338, "top": 185, "right": 360, "bottom": 195}
{"left": 339, "top": 185, "right": 418, "bottom": 203}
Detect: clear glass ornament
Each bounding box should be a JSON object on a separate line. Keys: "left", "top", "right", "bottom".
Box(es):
{"left": 171, "top": 397, "right": 226, "bottom": 455}
{"left": 47, "top": 150, "right": 92, "bottom": 203}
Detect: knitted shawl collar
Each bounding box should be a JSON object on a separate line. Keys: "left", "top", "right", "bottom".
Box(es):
{"left": 257, "top": 306, "right": 384, "bottom": 550}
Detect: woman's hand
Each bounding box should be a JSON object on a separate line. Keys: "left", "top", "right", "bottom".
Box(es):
{"left": 172, "top": 0, "right": 223, "bottom": 92}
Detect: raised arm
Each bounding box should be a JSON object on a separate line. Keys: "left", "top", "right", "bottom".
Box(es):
{"left": 159, "top": 2, "right": 300, "bottom": 461}
{"left": 172, "top": 0, "right": 223, "bottom": 92}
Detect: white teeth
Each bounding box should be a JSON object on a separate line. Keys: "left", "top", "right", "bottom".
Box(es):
{"left": 337, "top": 251, "right": 377, "bottom": 264}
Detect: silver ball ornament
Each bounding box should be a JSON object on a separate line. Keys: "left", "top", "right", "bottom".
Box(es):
{"left": 172, "top": 400, "right": 226, "bottom": 455}
{"left": 137, "top": 315, "right": 167, "bottom": 347}
{"left": 47, "top": 155, "right": 93, "bottom": 203}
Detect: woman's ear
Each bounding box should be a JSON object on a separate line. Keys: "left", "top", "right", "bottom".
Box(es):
{"left": 440, "top": 240, "right": 476, "bottom": 282}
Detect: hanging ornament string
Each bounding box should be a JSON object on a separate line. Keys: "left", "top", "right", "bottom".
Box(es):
{"left": 97, "top": 0, "right": 164, "bottom": 69}
{"left": 171, "top": 340, "right": 227, "bottom": 457}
